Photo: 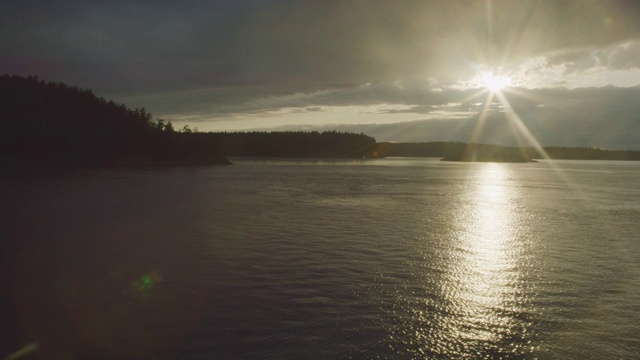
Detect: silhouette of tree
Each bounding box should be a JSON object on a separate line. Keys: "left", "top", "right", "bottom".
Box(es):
{"left": 155, "top": 119, "right": 166, "bottom": 132}
{"left": 0, "top": 75, "right": 229, "bottom": 165}
{"left": 205, "top": 131, "right": 379, "bottom": 158}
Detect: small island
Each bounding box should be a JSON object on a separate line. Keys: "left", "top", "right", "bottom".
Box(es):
{"left": 374, "top": 141, "right": 640, "bottom": 162}
{"left": 440, "top": 143, "right": 534, "bottom": 162}
{"left": 372, "top": 142, "right": 533, "bottom": 162}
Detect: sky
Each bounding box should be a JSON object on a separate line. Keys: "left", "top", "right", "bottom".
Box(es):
{"left": 2, "top": 0, "right": 640, "bottom": 149}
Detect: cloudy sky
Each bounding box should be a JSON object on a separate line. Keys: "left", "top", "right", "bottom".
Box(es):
{"left": 2, "top": 0, "right": 640, "bottom": 149}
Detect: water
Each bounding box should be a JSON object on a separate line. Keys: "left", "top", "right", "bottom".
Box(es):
{"left": 1, "top": 158, "right": 639, "bottom": 359}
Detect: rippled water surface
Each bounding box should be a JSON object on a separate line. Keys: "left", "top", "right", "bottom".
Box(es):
{"left": 1, "top": 158, "right": 639, "bottom": 359}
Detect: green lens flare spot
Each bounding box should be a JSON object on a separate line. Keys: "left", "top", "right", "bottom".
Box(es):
{"left": 131, "top": 271, "right": 162, "bottom": 298}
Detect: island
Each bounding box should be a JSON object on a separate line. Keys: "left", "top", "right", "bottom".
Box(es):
{"left": 439, "top": 143, "right": 534, "bottom": 162}
{"left": 375, "top": 141, "right": 640, "bottom": 162}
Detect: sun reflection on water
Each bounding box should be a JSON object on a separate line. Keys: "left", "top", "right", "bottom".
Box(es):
{"left": 432, "top": 163, "right": 535, "bottom": 355}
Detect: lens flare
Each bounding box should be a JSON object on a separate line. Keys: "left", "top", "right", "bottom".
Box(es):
{"left": 132, "top": 270, "right": 162, "bottom": 299}
{"left": 3, "top": 342, "right": 39, "bottom": 360}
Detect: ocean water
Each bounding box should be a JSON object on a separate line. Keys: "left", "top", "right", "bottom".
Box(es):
{"left": 1, "top": 158, "right": 639, "bottom": 359}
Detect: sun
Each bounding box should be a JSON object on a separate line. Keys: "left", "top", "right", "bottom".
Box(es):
{"left": 479, "top": 72, "right": 511, "bottom": 92}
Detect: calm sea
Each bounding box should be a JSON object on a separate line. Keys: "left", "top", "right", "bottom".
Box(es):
{"left": 1, "top": 158, "right": 639, "bottom": 359}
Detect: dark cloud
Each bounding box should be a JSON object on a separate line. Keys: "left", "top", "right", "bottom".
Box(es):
{"left": 3, "top": 1, "right": 640, "bottom": 89}
{"left": 0, "top": 0, "right": 268, "bottom": 89}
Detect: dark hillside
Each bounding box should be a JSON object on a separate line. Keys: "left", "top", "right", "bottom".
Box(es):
{"left": 0, "top": 75, "right": 229, "bottom": 166}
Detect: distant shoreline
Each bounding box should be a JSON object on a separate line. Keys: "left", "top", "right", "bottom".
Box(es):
{"left": 375, "top": 142, "right": 640, "bottom": 161}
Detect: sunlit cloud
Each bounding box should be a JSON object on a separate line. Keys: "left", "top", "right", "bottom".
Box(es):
{"left": 505, "top": 42, "right": 640, "bottom": 89}
{"left": 510, "top": 57, "right": 569, "bottom": 88}
{"left": 452, "top": 39, "right": 640, "bottom": 91}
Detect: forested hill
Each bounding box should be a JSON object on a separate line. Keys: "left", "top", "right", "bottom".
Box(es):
{"left": 0, "top": 75, "right": 229, "bottom": 166}
{"left": 208, "top": 131, "right": 378, "bottom": 158}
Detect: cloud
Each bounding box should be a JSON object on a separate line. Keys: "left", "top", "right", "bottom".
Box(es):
{"left": 442, "top": 37, "right": 640, "bottom": 91}
{"left": 2, "top": 0, "right": 640, "bottom": 150}
{"left": 542, "top": 39, "right": 640, "bottom": 74}
{"left": 4, "top": 1, "right": 640, "bottom": 91}
{"left": 603, "top": 41, "right": 640, "bottom": 70}
{"left": 243, "top": 84, "right": 640, "bottom": 149}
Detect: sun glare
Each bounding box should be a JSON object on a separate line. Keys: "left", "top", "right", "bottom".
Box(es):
{"left": 480, "top": 72, "right": 511, "bottom": 92}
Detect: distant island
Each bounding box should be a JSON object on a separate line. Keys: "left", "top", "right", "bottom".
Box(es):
{"left": 375, "top": 142, "right": 640, "bottom": 162}
{"left": 373, "top": 142, "right": 534, "bottom": 162}
{"left": 440, "top": 143, "right": 534, "bottom": 162}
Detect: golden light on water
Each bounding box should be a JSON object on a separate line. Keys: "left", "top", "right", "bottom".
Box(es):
{"left": 460, "top": 165, "right": 517, "bottom": 326}
{"left": 436, "top": 164, "right": 533, "bottom": 352}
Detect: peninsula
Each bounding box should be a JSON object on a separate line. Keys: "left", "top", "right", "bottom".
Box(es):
{"left": 0, "top": 75, "right": 230, "bottom": 167}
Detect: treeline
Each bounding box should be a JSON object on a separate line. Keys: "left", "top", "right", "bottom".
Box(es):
{"left": 0, "top": 75, "right": 229, "bottom": 166}
{"left": 375, "top": 142, "right": 533, "bottom": 162}
{"left": 539, "top": 146, "right": 640, "bottom": 160}
{"left": 377, "top": 142, "right": 640, "bottom": 161}
{"left": 206, "top": 131, "right": 378, "bottom": 158}
{"left": 375, "top": 142, "right": 468, "bottom": 158}
{"left": 0, "top": 75, "right": 378, "bottom": 166}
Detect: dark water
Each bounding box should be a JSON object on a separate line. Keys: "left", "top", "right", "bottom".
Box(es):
{"left": 1, "top": 159, "right": 639, "bottom": 359}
